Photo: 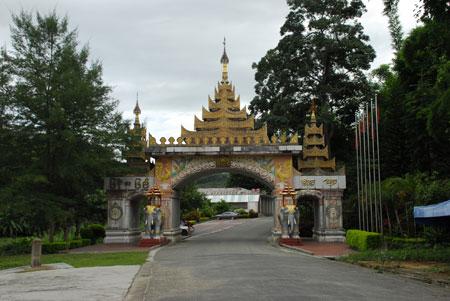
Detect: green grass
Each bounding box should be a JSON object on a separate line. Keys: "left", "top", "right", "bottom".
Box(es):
{"left": 0, "top": 251, "right": 148, "bottom": 270}
{"left": 340, "top": 247, "right": 450, "bottom": 264}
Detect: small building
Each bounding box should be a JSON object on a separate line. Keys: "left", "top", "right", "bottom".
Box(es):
{"left": 198, "top": 188, "right": 272, "bottom": 215}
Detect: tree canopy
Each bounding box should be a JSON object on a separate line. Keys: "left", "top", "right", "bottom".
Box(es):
{"left": 0, "top": 11, "right": 129, "bottom": 239}
{"left": 250, "top": 0, "right": 375, "bottom": 162}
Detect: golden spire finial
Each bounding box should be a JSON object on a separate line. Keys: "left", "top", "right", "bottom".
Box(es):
{"left": 310, "top": 98, "right": 317, "bottom": 123}
{"left": 133, "top": 92, "right": 141, "bottom": 128}
{"left": 220, "top": 37, "right": 229, "bottom": 83}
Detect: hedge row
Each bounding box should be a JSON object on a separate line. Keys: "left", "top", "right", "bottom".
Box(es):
{"left": 0, "top": 238, "right": 92, "bottom": 256}
{"left": 384, "top": 237, "right": 427, "bottom": 249}
{"left": 346, "top": 230, "right": 382, "bottom": 251}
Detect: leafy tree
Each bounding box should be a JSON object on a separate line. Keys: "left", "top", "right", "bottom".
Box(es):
{"left": 180, "top": 184, "right": 210, "bottom": 214}
{"left": 382, "top": 0, "right": 403, "bottom": 52}
{"left": 0, "top": 11, "right": 128, "bottom": 239}
{"left": 376, "top": 20, "right": 450, "bottom": 177}
{"left": 213, "top": 200, "right": 231, "bottom": 214}
{"left": 250, "top": 0, "right": 375, "bottom": 162}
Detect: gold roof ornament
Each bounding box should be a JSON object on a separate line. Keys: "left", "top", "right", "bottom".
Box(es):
{"left": 299, "top": 99, "right": 336, "bottom": 171}
{"left": 221, "top": 37, "right": 229, "bottom": 83}
{"left": 179, "top": 41, "right": 272, "bottom": 145}
{"left": 133, "top": 92, "right": 142, "bottom": 128}
{"left": 281, "top": 185, "right": 297, "bottom": 207}
{"left": 127, "top": 92, "right": 147, "bottom": 161}
{"left": 146, "top": 186, "right": 162, "bottom": 206}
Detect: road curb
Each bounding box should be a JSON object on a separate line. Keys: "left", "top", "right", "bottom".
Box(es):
{"left": 123, "top": 245, "right": 163, "bottom": 301}
{"left": 278, "top": 243, "right": 315, "bottom": 256}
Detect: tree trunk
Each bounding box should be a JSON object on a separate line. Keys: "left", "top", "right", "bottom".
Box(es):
{"left": 394, "top": 208, "right": 403, "bottom": 235}
{"left": 48, "top": 223, "right": 55, "bottom": 243}
{"left": 63, "top": 225, "right": 70, "bottom": 242}
{"left": 75, "top": 221, "right": 81, "bottom": 240}
{"left": 385, "top": 204, "right": 392, "bottom": 236}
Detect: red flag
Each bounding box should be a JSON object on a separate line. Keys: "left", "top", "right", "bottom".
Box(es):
{"left": 360, "top": 118, "right": 365, "bottom": 133}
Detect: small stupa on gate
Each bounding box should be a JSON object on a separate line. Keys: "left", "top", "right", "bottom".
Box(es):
{"left": 299, "top": 101, "right": 336, "bottom": 171}
{"left": 180, "top": 39, "right": 269, "bottom": 145}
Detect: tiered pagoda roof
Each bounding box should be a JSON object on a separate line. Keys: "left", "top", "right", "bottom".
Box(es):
{"left": 180, "top": 41, "right": 269, "bottom": 145}
{"left": 299, "top": 101, "right": 336, "bottom": 171}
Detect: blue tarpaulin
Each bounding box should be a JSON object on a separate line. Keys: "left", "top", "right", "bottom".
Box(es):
{"left": 414, "top": 200, "right": 450, "bottom": 225}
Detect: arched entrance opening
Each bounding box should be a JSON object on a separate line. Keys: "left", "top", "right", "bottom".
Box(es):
{"left": 297, "top": 194, "right": 317, "bottom": 237}
{"left": 167, "top": 167, "right": 277, "bottom": 241}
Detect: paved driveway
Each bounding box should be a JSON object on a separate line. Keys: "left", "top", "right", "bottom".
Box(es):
{"left": 142, "top": 217, "right": 450, "bottom": 301}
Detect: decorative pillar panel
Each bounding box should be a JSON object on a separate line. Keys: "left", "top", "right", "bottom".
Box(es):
{"left": 313, "top": 189, "right": 345, "bottom": 242}
{"left": 104, "top": 192, "right": 141, "bottom": 244}
{"left": 272, "top": 194, "right": 283, "bottom": 235}
{"left": 161, "top": 192, "right": 181, "bottom": 242}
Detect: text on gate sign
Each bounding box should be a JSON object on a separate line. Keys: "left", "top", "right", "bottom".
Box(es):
{"left": 104, "top": 177, "right": 155, "bottom": 191}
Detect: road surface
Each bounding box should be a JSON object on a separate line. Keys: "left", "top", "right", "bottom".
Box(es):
{"left": 142, "top": 217, "right": 449, "bottom": 301}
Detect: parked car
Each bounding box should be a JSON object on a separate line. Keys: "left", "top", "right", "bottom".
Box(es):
{"left": 215, "top": 211, "right": 239, "bottom": 220}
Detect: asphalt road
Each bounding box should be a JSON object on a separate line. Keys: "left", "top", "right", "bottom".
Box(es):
{"left": 143, "top": 217, "right": 450, "bottom": 301}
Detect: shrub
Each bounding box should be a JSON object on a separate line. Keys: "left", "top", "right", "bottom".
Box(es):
{"left": 248, "top": 209, "right": 258, "bottom": 218}
{"left": 239, "top": 213, "right": 250, "bottom": 218}
{"left": 199, "top": 217, "right": 210, "bottom": 223}
{"left": 384, "top": 236, "right": 427, "bottom": 249}
{"left": 199, "top": 206, "right": 215, "bottom": 218}
{"left": 81, "top": 239, "right": 91, "bottom": 246}
{"left": 80, "top": 227, "right": 94, "bottom": 240}
{"left": 69, "top": 240, "right": 83, "bottom": 249}
{"left": 234, "top": 208, "right": 247, "bottom": 215}
{"left": 42, "top": 242, "right": 69, "bottom": 254}
{"left": 182, "top": 210, "right": 200, "bottom": 222}
{"left": 213, "top": 200, "right": 231, "bottom": 214}
{"left": 89, "top": 224, "right": 106, "bottom": 239}
{"left": 0, "top": 237, "right": 32, "bottom": 256}
{"left": 423, "top": 226, "right": 450, "bottom": 246}
{"left": 80, "top": 224, "right": 106, "bottom": 244}
{"left": 346, "top": 229, "right": 382, "bottom": 251}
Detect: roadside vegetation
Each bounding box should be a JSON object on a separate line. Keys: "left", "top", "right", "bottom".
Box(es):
{"left": 0, "top": 251, "right": 148, "bottom": 270}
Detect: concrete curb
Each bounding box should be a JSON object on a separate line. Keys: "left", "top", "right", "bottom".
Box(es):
{"left": 123, "top": 245, "right": 163, "bottom": 301}
{"left": 279, "top": 243, "right": 315, "bottom": 256}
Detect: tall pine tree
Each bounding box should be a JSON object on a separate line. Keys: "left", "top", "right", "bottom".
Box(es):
{"left": 0, "top": 11, "right": 129, "bottom": 238}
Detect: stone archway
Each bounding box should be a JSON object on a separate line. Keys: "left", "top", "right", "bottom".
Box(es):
{"left": 104, "top": 50, "right": 347, "bottom": 244}
{"left": 152, "top": 155, "right": 294, "bottom": 241}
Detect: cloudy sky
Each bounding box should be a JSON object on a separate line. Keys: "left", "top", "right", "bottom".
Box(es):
{"left": 0, "top": 0, "right": 419, "bottom": 139}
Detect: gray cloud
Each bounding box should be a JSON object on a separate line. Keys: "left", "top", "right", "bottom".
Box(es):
{"left": 0, "top": 0, "right": 418, "bottom": 139}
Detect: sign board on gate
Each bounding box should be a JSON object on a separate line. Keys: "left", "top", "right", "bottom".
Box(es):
{"left": 293, "top": 175, "right": 346, "bottom": 190}
{"left": 104, "top": 177, "right": 155, "bottom": 191}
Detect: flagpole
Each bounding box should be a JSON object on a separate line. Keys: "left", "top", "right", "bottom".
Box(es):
{"left": 362, "top": 109, "right": 369, "bottom": 231}
{"left": 355, "top": 124, "right": 361, "bottom": 230}
{"left": 371, "top": 100, "right": 379, "bottom": 232}
{"left": 358, "top": 117, "right": 366, "bottom": 231}
{"left": 375, "top": 95, "right": 383, "bottom": 234}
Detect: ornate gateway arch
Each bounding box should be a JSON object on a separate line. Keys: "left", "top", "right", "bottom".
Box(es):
{"left": 104, "top": 47, "right": 346, "bottom": 244}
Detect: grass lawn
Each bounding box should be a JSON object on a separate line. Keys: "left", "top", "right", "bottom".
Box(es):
{"left": 339, "top": 247, "right": 450, "bottom": 285}
{"left": 340, "top": 247, "right": 450, "bottom": 264}
{"left": 0, "top": 251, "right": 148, "bottom": 270}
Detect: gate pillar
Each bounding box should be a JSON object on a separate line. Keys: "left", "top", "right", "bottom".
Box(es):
{"left": 161, "top": 191, "right": 182, "bottom": 242}
{"left": 313, "top": 189, "right": 345, "bottom": 242}
{"left": 104, "top": 192, "right": 142, "bottom": 244}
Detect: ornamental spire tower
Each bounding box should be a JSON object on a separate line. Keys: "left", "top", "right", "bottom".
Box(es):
{"left": 180, "top": 40, "right": 269, "bottom": 145}
{"left": 133, "top": 92, "right": 141, "bottom": 128}
{"left": 299, "top": 99, "right": 336, "bottom": 171}
{"left": 221, "top": 37, "right": 229, "bottom": 83}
